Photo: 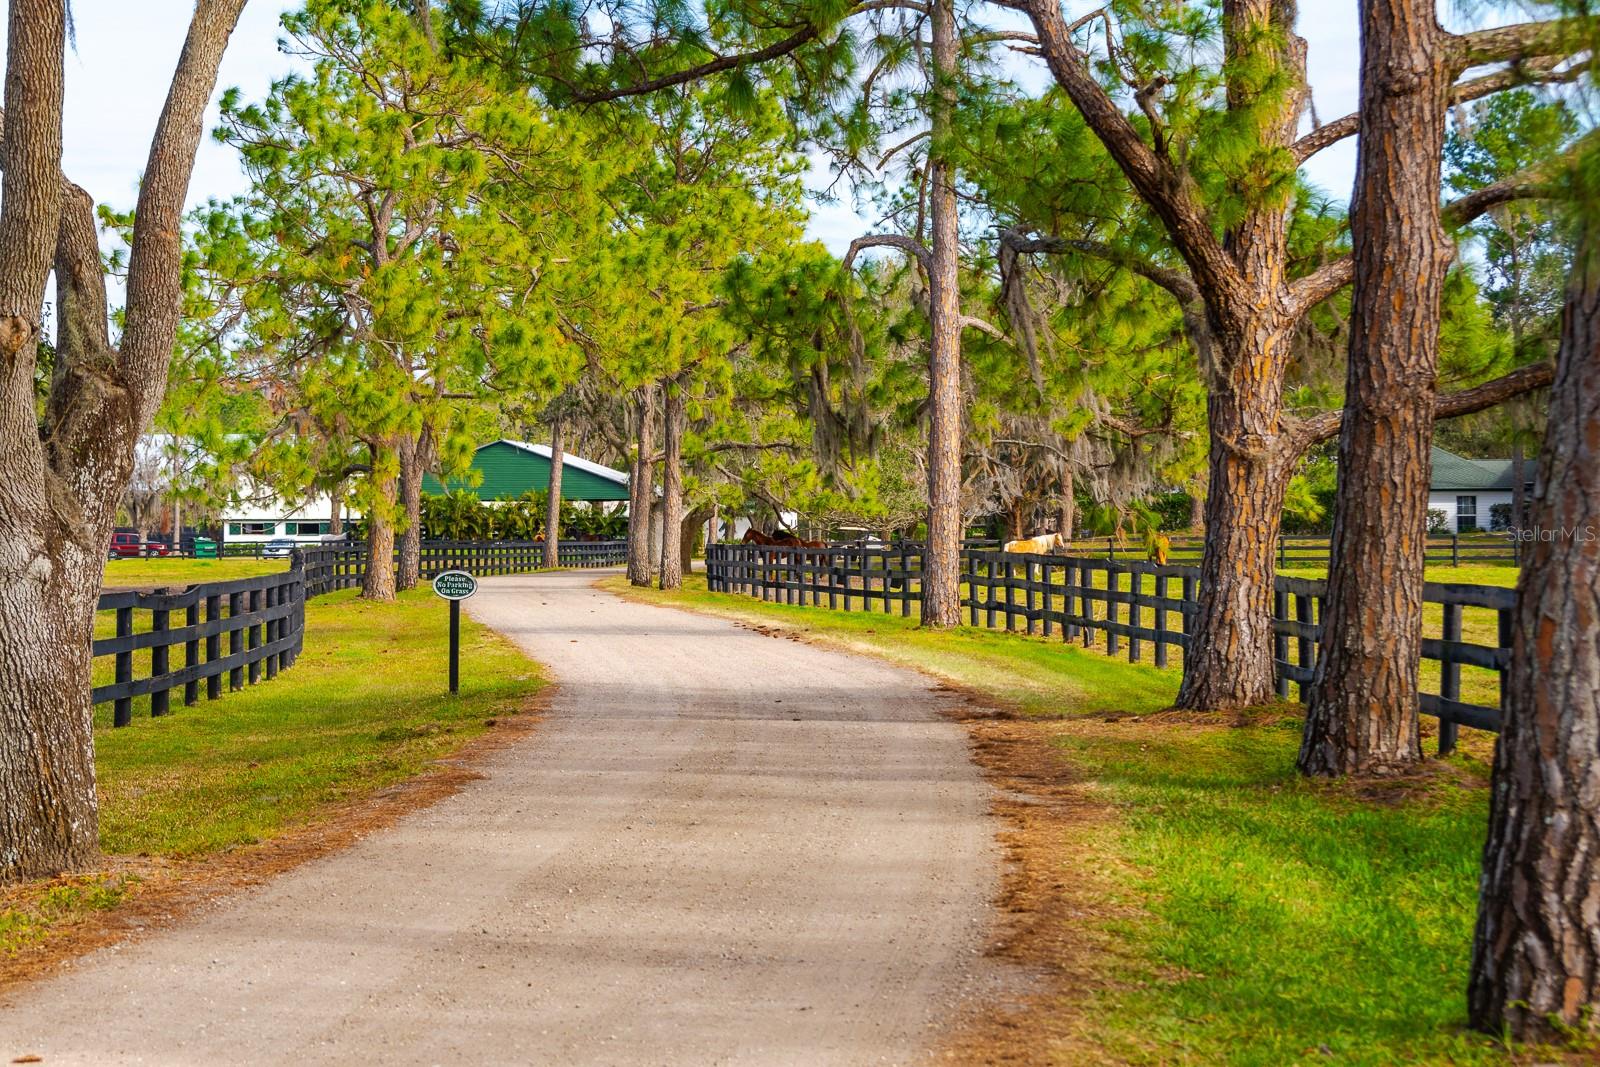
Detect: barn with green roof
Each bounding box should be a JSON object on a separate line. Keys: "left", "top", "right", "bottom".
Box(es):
{"left": 422, "top": 440, "right": 630, "bottom": 501}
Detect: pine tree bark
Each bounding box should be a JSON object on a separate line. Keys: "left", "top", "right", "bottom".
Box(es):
{"left": 545, "top": 417, "right": 563, "bottom": 568}
{"left": 362, "top": 466, "right": 398, "bottom": 602}
{"left": 1058, "top": 466, "right": 1074, "bottom": 539}
{"left": 1468, "top": 218, "right": 1600, "bottom": 1042}
{"left": 1175, "top": 382, "right": 1297, "bottom": 710}
{"left": 659, "top": 383, "right": 685, "bottom": 591}
{"left": 626, "top": 386, "right": 656, "bottom": 586}
{"left": 330, "top": 485, "right": 344, "bottom": 536}
{"left": 1299, "top": 0, "right": 1453, "bottom": 776}
{"left": 922, "top": 0, "right": 963, "bottom": 628}
{"left": 396, "top": 429, "right": 431, "bottom": 592}
{"left": 0, "top": 0, "right": 246, "bottom": 882}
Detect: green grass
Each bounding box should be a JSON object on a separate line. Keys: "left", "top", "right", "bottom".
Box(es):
{"left": 103, "top": 557, "right": 289, "bottom": 587}
{"left": 617, "top": 574, "right": 1526, "bottom": 1066}
{"left": 1064, "top": 719, "right": 1505, "bottom": 1065}
{"left": 92, "top": 587, "right": 542, "bottom": 856}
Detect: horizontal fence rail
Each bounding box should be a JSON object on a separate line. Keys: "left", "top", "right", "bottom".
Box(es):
{"left": 95, "top": 538, "right": 628, "bottom": 724}
{"left": 706, "top": 542, "right": 1512, "bottom": 752}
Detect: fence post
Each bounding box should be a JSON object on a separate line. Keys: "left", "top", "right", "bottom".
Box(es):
{"left": 967, "top": 553, "right": 978, "bottom": 626}
{"left": 113, "top": 606, "right": 134, "bottom": 728}
{"left": 1154, "top": 573, "right": 1169, "bottom": 669}
{"left": 151, "top": 605, "right": 171, "bottom": 717}
{"left": 1497, "top": 606, "right": 1514, "bottom": 740}
{"left": 1294, "top": 593, "right": 1314, "bottom": 703}
{"left": 1439, "top": 602, "right": 1463, "bottom": 756}
{"left": 184, "top": 600, "right": 200, "bottom": 707}
{"left": 1064, "top": 559, "right": 1078, "bottom": 643}
{"left": 205, "top": 594, "right": 222, "bottom": 699}
{"left": 1106, "top": 567, "right": 1121, "bottom": 657}
{"left": 985, "top": 555, "right": 998, "bottom": 630}
{"left": 1041, "top": 562, "right": 1052, "bottom": 638}
{"left": 1273, "top": 590, "right": 1289, "bottom": 699}
{"left": 248, "top": 588, "right": 263, "bottom": 685}
{"left": 1004, "top": 558, "right": 1017, "bottom": 632}
{"left": 1452, "top": 532, "right": 1460, "bottom": 567}
{"left": 1181, "top": 573, "right": 1197, "bottom": 657}
{"left": 264, "top": 584, "right": 278, "bottom": 681}
{"left": 1128, "top": 568, "right": 1142, "bottom": 663}
{"left": 229, "top": 591, "right": 245, "bottom": 691}
{"left": 900, "top": 544, "right": 911, "bottom": 617}
{"left": 1278, "top": 535, "right": 1286, "bottom": 570}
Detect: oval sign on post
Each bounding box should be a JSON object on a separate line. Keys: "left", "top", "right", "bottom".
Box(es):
{"left": 433, "top": 570, "right": 477, "bottom": 601}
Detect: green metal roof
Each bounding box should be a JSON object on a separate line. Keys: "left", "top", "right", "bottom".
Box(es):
{"left": 422, "top": 440, "right": 630, "bottom": 501}
{"left": 1430, "top": 447, "right": 1517, "bottom": 491}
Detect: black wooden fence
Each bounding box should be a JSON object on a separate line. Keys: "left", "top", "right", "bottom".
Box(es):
{"left": 94, "top": 568, "right": 306, "bottom": 728}
{"left": 706, "top": 542, "right": 1511, "bottom": 752}
{"left": 94, "top": 538, "right": 628, "bottom": 723}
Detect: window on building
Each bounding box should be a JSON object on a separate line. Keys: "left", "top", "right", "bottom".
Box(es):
{"left": 227, "top": 523, "right": 242, "bottom": 536}
{"left": 284, "top": 521, "right": 329, "bottom": 537}
{"left": 238, "top": 521, "right": 277, "bottom": 536}
{"left": 1456, "top": 495, "right": 1478, "bottom": 532}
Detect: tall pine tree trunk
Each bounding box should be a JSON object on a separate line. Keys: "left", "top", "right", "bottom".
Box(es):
{"left": 396, "top": 430, "right": 429, "bottom": 592}
{"left": 545, "top": 418, "right": 563, "bottom": 568}
{"left": 627, "top": 387, "right": 656, "bottom": 586}
{"left": 1058, "top": 466, "right": 1074, "bottom": 539}
{"left": 1299, "top": 0, "right": 1452, "bottom": 777}
{"left": 330, "top": 486, "right": 344, "bottom": 536}
{"left": 1174, "top": 365, "right": 1296, "bottom": 710}
{"left": 362, "top": 467, "right": 398, "bottom": 602}
{"left": 922, "top": 0, "right": 963, "bottom": 628}
{"left": 659, "top": 383, "right": 685, "bottom": 590}
{"left": 1468, "top": 215, "right": 1600, "bottom": 1042}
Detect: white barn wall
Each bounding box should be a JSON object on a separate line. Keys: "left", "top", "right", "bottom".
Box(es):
{"left": 1427, "top": 490, "right": 1514, "bottom": 533}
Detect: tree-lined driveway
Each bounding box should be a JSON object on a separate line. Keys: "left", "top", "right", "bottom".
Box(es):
{"left": 0, "top": 571, "right": 996, "bottom": 1065}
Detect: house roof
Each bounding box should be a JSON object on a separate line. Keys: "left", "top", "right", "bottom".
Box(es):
{"left": 1431, "top": 446, "right": 1519, "bottom": 491}
{"left": 422, "top": 439, "right": 630, "bottom": 501}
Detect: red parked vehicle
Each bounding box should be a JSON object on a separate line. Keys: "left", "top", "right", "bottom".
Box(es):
{"left": 108, "top": 532, "right": 173, "bottom": 559}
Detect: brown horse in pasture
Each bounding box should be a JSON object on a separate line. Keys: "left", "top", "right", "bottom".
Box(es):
{"left": 741, "top": 528, "right": 828, "bottom": 587}
{"left": 742, "top": 528, "right": 824, "bottom": 549}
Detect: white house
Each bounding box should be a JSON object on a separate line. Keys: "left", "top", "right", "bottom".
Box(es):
{"left": 1428, "top": 447, "right": 1525, "bottom": 533}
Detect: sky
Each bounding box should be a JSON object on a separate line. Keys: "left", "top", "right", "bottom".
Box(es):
{"left": 24, "top": 0, "right": 1361, "bottom": 259}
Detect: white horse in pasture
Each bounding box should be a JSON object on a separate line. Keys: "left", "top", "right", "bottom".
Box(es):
{"left": 1002, "top": 532, "right": 1066, "bottom": 555}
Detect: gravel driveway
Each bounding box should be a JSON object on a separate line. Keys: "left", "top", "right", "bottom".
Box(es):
{"left": 0, "top": 571, "right": 996, "bottom": 1065}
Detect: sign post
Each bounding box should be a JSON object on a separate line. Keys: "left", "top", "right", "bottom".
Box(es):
{"left": 431, "top": 570, "right": 478, "bottom": 694}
